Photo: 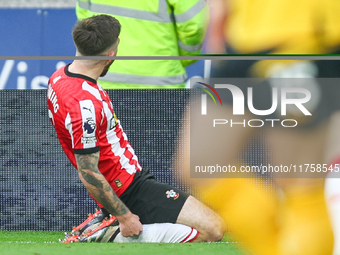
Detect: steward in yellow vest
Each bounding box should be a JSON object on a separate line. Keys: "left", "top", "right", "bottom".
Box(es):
{"left": 76, "top": 0, "right": 209, "bottom": 88}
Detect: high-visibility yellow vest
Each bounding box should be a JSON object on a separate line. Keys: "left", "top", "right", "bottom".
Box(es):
{"left": 76, "top": 0, "right": 209, "bottom": 89}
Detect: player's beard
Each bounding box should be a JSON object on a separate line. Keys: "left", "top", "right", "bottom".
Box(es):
{"left": 100, "top": 60, "right": 114, "bottom": 77}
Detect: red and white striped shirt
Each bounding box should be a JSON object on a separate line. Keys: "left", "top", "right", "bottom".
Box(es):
{"left": 47, "top": 65, "right": 141, "bottom": 197}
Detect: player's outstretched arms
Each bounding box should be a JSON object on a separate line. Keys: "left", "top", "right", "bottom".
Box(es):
{"left": 75, "top": 151, "right": 143, "bottom": 237}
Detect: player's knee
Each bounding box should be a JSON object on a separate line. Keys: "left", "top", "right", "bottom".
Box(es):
{"left": 212, "top": 223, "right": 224, "bottom": 241}
{"left": 209, "top": 229, "right": 224, "bottom": 242}
{"left": 200, "top": 226, "right": 224, "bottom": 242}
{"left": 202, "top": 218, "right": 225, "bottom": 242}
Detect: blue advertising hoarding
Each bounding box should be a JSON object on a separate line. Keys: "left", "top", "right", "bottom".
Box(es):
{"left": 0, "top": 8, "right": 205, "bottom": 90}
{"left": 0, "top": 9, "right": 76, "bottom": 90}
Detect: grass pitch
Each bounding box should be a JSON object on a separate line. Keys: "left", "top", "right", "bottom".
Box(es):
{"left": 0, "top": 231, "right": 248, "bottom": 255}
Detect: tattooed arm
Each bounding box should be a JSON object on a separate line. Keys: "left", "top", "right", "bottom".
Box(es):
{"left": 75, "top": 151, "right": 143, "bottom": 237}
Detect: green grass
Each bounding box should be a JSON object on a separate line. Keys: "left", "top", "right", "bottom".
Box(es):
{"left": 0, "top": 231, "right": 248, "bottom": 255}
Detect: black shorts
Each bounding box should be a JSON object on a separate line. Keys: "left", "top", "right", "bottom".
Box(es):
{"left": 119, "top": 169, "right": 189, "bottom": 224}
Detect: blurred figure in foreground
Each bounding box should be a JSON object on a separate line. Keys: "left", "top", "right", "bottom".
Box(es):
{"left": 176, "top": 0, "right": 340, "bottom": 254}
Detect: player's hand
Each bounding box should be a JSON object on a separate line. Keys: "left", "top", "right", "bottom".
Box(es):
{"left": 117, "top": 211, "right": 143, "bottom": 237}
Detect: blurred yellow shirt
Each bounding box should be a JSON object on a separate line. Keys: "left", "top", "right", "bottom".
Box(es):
{"left": 226, "top": 0, "right": 340, "bottom": 54}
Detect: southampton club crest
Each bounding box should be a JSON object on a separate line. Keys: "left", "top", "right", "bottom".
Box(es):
{"left": 166, "top": 189, "right": 179, "bottom": 200}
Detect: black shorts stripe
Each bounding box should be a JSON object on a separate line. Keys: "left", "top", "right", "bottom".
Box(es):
{"left": 74, "top": 146, "right": 100, "bottom": 155}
